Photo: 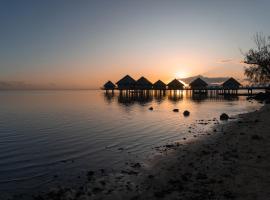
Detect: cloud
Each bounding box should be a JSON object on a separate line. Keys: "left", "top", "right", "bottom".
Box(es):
{"left": 217, "top": 59, "right": 245, "bottom": 66}
{"left": 219, "top": 59, "right": 234, "bottom": 63}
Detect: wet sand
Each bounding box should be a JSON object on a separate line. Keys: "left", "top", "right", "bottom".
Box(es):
{"left": 30, "top": 104, "right": 270, "bottom": 200}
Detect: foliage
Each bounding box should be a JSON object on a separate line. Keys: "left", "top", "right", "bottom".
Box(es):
{"left": 244, "top": 33, "right": 270, "bottom": 84}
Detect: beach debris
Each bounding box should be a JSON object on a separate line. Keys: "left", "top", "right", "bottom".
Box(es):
{"left": 149, "top": 106, "right": 153, "bottom": 111}
{"left": 183, "top": 110, "right": 190, "bottom": 116}
{"left": 173, "top": 108, "right": 179, "bottom": 112}
{"left": 220, "top": 113, "right": 229, "bottom": 120}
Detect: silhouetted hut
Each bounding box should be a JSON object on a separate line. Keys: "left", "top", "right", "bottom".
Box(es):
{"left": 103, "top": 81, "right": 116, "bottom": 92}
{"left": 190, "top": 78, "right": 208, "bottom": 89}
{"left": 153, "top": 80, "right": 166, "bottom": 90}
{"left": 136, "top": 76, "right": 153, "bottom": 90}
{"left": 116, "top": 75, "right": 136, "bottom": 90}
{"left": 189, "top": 78, "right": 208, "bottom": 94}
{"left": 222, "top": 77, "right": 241, "bottom": 94}
{"left": 167, "top": 79, "right": 184, "bottom": 90}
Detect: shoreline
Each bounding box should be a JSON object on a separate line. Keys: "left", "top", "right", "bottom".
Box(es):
{"left": 13, "top": 104, "right": 270, "bottom": 200}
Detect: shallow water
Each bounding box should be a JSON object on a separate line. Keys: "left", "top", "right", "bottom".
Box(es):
{"left": 0, "top": 90, "right": 262, "bottom": 197}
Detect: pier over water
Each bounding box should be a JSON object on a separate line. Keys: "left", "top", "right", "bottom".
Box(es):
{"left": 103, "top": 75, "right": 269, "bottom": 96}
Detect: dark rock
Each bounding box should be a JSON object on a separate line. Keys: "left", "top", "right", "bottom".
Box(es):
{"left": 173, "top": 108, "right": 179, "bottom": 112}
{"left": 149, "top": 107, "right": 153, "bottom": 111}
{"left": 253, "top": 92, "right": 270, "bottom": 101}
{"left": 251, "top": 134, "right": 261, "bottom": 140}
{"left": 148, "top": 174, "right": 154, "bottom": 179}
{"left": 183, "top": 110, "right": 190, "bottom": 116}
{"left": 220, "top": 113, "right": 229, "bottom": 120}
{"left": 131, "top": 163, "right": 141, "bottom": 168}
{"left": 165, "top": 144, "right": 174, "bottom": 148}
{"left": 121, "top": 170, "right": 138, "bottom": 175}
{"left": 87, "top": 171, "right": 94, "bottom": 179}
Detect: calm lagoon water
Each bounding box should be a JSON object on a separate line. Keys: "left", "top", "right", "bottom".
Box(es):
{"left": 0, "top": 90, "right": 262, "bottom": 197}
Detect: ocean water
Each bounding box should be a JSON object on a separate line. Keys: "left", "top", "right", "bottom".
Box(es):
{"left": 0, "top": 90, "right": 262, "bottom": 198}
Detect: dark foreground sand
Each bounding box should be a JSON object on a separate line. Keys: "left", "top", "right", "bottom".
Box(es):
{"left": 32, "top": 104, "right": 270, "bottom": 200}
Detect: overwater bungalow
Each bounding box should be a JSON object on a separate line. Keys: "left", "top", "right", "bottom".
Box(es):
{"left": 153, "top": 80, "right": 167, "bottom": 90}
{"left": 103, "top": 81, "right": 116, "bottom": 92}
{"left": 116, "top": 75, "right": 136, "bottom": 91}
{"left": 167, "top": 79, "right": 184, "bottom": 90}
{"left": 222, "top": 77, "right": 241, "bottom": 95}
{"left": 135, "top": 76, "right": 153, "bottom": 90}
{"left": 189, "top": 78, "right": 208, "bottom": 94}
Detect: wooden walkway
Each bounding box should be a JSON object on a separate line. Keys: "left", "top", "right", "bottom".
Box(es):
{"left": 104, "top": 86, "right": 267, "bottom": 96}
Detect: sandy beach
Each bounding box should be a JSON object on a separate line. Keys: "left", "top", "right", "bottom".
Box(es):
{"left": 30, "top": 103, "right": 270, "bottom": 200}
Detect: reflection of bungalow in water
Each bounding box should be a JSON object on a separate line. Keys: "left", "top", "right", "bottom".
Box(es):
{"left": 103, "top": 81, "right": 116, "bottom": 92}
{"left": 116, "top": 75, "right": 136, "bottom": 91}
{"left": 118, "top": 90, "right": 153, "bottom": 105}
{"left": 222, "top": 77, "right": 241, "bottom": 95}
{"left": 153, "top": 80, "right": 167, "bottom": 90}
{"left": 189, "top": 78, "right": 208, "bottom": 94}
{"left": 104, "top": 92, "right": 115, "bottom": 103}
{"left": 167, "top": 79, "right": 184, "bottom": 90}
{"left": 168, "top": 91, "right": 183, "bottom": 102}
{"left": 135, "top": 76, "right": 153, "bottom": 90}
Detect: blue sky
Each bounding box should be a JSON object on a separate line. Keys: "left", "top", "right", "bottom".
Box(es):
{"left": 0, "top": 0, "right": 270, "bottom": 88}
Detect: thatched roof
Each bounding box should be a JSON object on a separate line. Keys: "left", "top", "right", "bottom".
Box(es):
{"left": 222, "top": 77, "right": 241, "bottom": 88}
{"left": 167, "top": 79, "right": 184, "bottom": 89}
{"left": 153, "top": 80, "right": 166, "bottom": 89}
{"left": 104, "top": 81, "right": 116, "bottom": 89}
{"left": 116, "top": 75, "right": 136, "bottom": 89}
{"left": 136, "top": 76, "right": 152, "bottom": 89}
{"left": 189, "top": 78, "right": 208, "bottom": 89}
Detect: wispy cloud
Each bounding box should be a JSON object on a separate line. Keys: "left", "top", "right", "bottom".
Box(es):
{"left": 219, "top": 59, "right": 234, "bottom": 63}
{"left": 217, "top": 59, "right": 245, "bottom": 66}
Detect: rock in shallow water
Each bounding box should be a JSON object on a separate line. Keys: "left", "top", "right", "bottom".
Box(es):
{"left": 183, "top": 110, "right": 190, "bottom": 116}
{"left": 173, "top": 109, "right": 179, "bottom": 112}
{"left": 220, "top": 113, "right": 229, "bottom": 120}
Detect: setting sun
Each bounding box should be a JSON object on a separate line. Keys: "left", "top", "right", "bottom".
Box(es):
{"left": 175, "top": 70, "right": 190, "bottom": 79}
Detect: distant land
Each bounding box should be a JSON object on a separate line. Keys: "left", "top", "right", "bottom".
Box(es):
{"left": 179, "top": 75, "right": 232, "bottom": 86}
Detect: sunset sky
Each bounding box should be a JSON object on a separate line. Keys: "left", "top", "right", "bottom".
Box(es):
{"left": 1, "top": 0, "right": 270, "bottom": 89}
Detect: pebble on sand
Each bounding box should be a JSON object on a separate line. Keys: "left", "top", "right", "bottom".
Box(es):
{"left": 149, "top": 107, "right": 153, "bottom": 111}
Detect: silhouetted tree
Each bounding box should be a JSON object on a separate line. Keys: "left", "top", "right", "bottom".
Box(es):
{"left": 244, "top": 33, "right": 270, "bottom": 84}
